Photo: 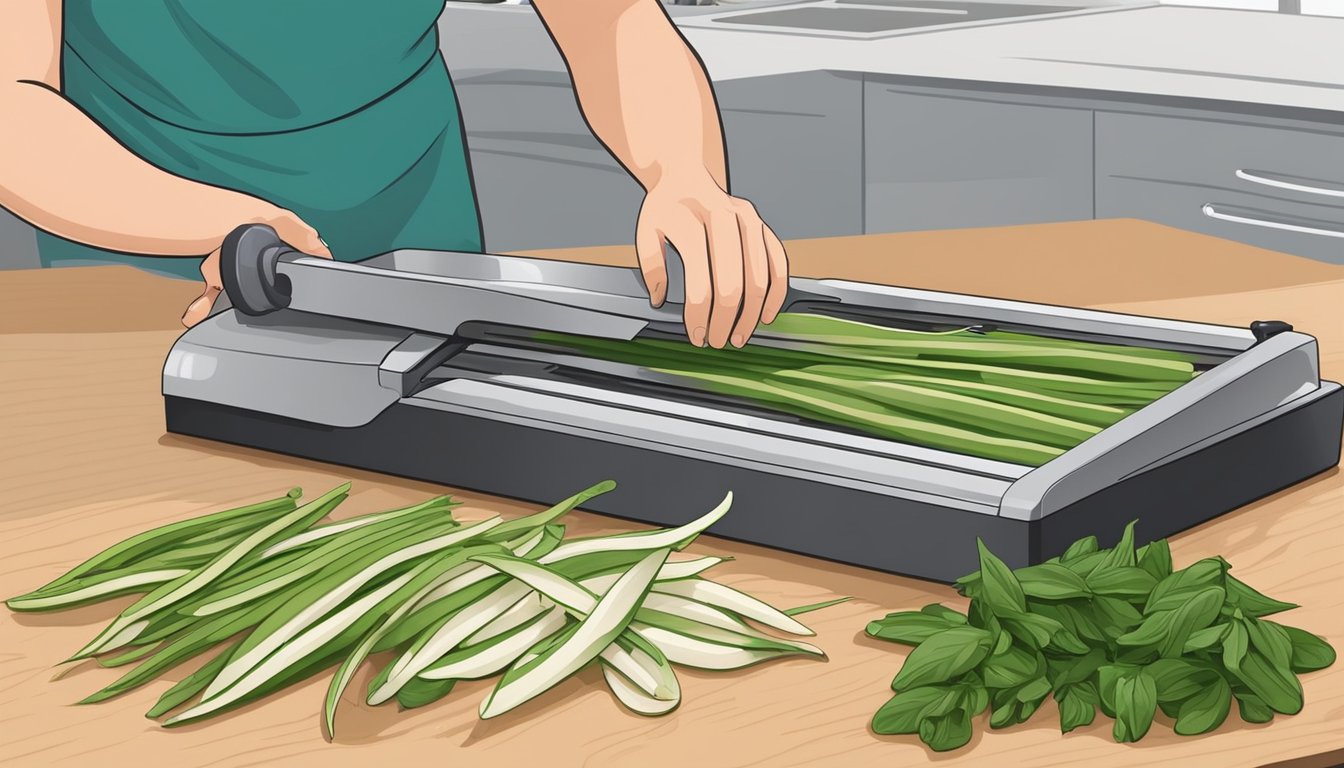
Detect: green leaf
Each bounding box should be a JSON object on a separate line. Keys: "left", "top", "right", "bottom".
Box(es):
{"left": 918, "top": 708, "right": 973, "bottom": 752}
{"left": 1061, "top": 550, "right": 1108, "bottom": 579}
{"left": 867, "top": 610, "right": 965, "bottom": 646}
{"left": 1060, "top": 535, "right": 1100, "bottom": 562}
{"left": 1174, "top": 677, "right": 1231, "bottom": 736}
{"left": 920, "top": 604, "right": 968, "bottom": 624}
{"left": 1182, "top": 623, "right": 1230, "bottom": 653}
{"left": 976, "top": 539, "right": 1026, "bottom": 616}
{"left": 1145, "top": 559, "right": 1226, "bottom": 613}
{"left": 1095, "top": 521, "right": 1139, "bottom": 572}
{"left": 1097, "top": 664, "right": 1139, "bottom": 718}
{"left": 1118, "top": 586, "right": 1223, "bottom": 658}
{"left": 981, "top": 644, "right": 1043, "bottom": 688}
{"left": 1091, "top": 596, "right": 1144, "bottom": 634}
{"left": 1146, "top": 658, "right": 1216, "bottom": 703}
{"left": 1046, "top": 647, "right": 1105, "bottom": 688}
{"left": 890, "top": 626, "right": 994, "bottom": 691}
{"left": 1112, "top": 667, "right": 1157, "bottom": 743}
{"left": 1244, "top": 618, "right": 1293, "bottom": 671}
{"left": 1224, "top": 574, "right": 1297, "bottom": 618}
{"left": 1057, "top": 684, "right": 1097, "bottom": 733}
{"left": 1234, "top": 691, "right": 1275, "bottom": 724}
{"left": 1086, "top": 566, "right": 1158, "bottom": 600}
{"left": 1282, "top": 625, "right": 1336, "bottom": 673}
{"left": 1015, "top": 563, "right": 1091, "bottom": 601}
{"left": 1136, "top": 539, "right": 1173, "bottom": 580}
{"left": 1222, "top": 621, "right": 1249, "bottom": 675}
{"left": 872, "top": 686, "right": 954, "bottom": 734}
{"left": 1234, "top": 649, "right": 1303, "bottom": 715}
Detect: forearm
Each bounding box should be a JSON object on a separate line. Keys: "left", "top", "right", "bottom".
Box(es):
{"left": 0, "top": 82, "right": 286, "bottom": 257}
{"left": 535, "top": 0, "right": 727, "bottom": 192}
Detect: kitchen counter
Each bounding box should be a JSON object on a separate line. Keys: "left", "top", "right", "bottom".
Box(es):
{"left": 441, "top": 4, "right": 1344, "bottom": 115}
{"left": 2, "top": 219, "right": 1343, "bottom": 768}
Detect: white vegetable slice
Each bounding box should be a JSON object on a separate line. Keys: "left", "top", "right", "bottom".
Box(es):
{"left": 204, "top": 516, "right": 503, "bottom": 699}
{"left": 539, "top": 493, "right": 731, "bottom": 564}
{"left": 73, "top": 483, "right": 351, "bottom": 659}
{"left": 603, "top": 665, "right": 679, "bottom": 716}
{"left": 638, "top": 592, "right": 748, "bottom": 634}
{"left": 652, "top": 578, "right": 814, "bottom": 636}
{"left": 165, "top": 568, "right": 417, "bottom": 725}
{"left": 262, "top": 496, "right": 456, "bottom": 557}
{"left": 479, "top": 549, "right": 669, "bottom": 719}
{"left": 6, "top": 570, "right": 188, "bottom": 611}
{"left": 419, "top": 606, "right": 568, "bottom": 680}
{"left": 462, "top": 592, "right": 549, "bottom": 646}
{"left": 580, "top": 556, "right": 727, "bottom": 595}
{"left": 369, "top": 580, "right": 532, "bottom": 705}
{"left": 630, "top": 623, "right": 816, "bottom": 671}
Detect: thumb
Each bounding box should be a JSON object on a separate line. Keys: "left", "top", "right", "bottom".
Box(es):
{"left": 635, "top": 217, "right": 668, "bottom": 308}
{"left": 267, "top": 210, "right": 333, "bottom": 259}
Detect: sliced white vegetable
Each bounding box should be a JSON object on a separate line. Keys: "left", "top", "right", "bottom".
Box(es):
{"left": 411, "top": 527, "right": 548, "bottom": 608}
{"left": 539, "top": 493, "right": 731, "bottom": 564}
{"left": 578, "top": 556, "right": 727, "bottom": 595}
{"left": 630, "top": 623, "right": 816, "bottom": 670}
{"left": 204, "top": 516, "right": 503, "bottom": 699}
{"left": 638, "top": 592, "right": 748, "bottom": 634}
{"left": 263, "top": 496, "right": 456, "bottom": 557}
{"left": 166, "top": 568, "right": 416, "bottom": 725}
{"left": 479, "top": 549, "right": 669, "bottom": 719}
{"left": 420, "top": 606, "right": 568, "bottom": 680}
{"left": 652, "top": 579, "right": 814, "bottom": 636}
{"left": 603, "top": 665, "right": 679, "bottom": 716}
{"left": 7, "top": 570, "right": 188, "bottom": 611}
{"left": 370, "top": 580, "right": 532, "bottom": 705}
{"left": 462, "top": 592, "right": 549, "bottom": 646}
{"left": 74, "top": 484, "right": 352, "bottom": 659}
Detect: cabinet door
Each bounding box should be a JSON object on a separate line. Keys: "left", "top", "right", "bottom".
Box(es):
{"left": 1095, "top": 112, "right": 1344, "bottom": 265}
{"left": 716, "top": 71, "right": 865, "bottom": 239}
{"left": 864, "top": 85, "right": 1094, "bottom": 234}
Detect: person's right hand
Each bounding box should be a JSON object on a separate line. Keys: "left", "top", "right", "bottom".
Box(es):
{"left": 181, "top": 210, "right": 332, "bottom": 328}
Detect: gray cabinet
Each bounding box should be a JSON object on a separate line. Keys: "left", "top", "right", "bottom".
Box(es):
{"left": 863, "top": 84, "right": 1094, "bottom": 234}
{"left": 1095, "top": 112, "right": 1344, "bottom": 264}
{"left": 0, "top": 208, "right": 39, "bottom": 271}
{"left": 717, "top": 71, "right": 865, "bottom": 240}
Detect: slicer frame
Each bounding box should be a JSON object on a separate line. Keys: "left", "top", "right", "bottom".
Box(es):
{"left": 163, "top": 244, "right": 1343, "bottom": 582}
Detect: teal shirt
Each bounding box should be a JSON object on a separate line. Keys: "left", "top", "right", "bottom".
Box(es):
{"left": 40, "top": 0, "right": 482, "bottom": 280}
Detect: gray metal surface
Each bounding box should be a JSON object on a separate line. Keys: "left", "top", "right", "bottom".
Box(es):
{"left": 0, "top": 207, "right": 39, "bottom": 270}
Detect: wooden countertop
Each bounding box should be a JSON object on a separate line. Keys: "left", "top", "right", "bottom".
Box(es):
{"left": 2, "top": 219, "right": 1342, "bottom": 768}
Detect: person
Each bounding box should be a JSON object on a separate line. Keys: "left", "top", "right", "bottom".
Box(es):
{"left": 0, "top": 0, "right": 789, "bottom": 349}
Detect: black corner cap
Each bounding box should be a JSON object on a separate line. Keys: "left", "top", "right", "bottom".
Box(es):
{"left": 1250, "top": 320, "right": 1294, "bottom": 344}
{"left": 219, "top": 224, "right": 296, "bottom": 316}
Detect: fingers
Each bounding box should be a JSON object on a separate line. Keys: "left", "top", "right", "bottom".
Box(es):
{"left": 761, "top": 225, "right": 789, "bottom": 324}
{"left": 731, "top": 211, "right": 771, "bottom": 348}
{"left": 705, "top": 211, "right": 744, "bottom": 350}
{"left": 265, "top": 209, "right": 332, "bottom": 259}
{"left": 182, "top": 247, "right": 224, "bottom": 328}
{"left": 635, "top": 215, "right": 668, "bottom": 308}
{"left": 671, "top": 223, "right": 712, "bottom": 348}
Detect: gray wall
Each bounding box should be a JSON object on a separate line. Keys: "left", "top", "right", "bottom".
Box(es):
{"left": 0, "top": 208, "right": 39, "bottom": 270}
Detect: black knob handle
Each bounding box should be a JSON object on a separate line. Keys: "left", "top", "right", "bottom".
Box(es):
{"left": 1250, "top": 320, "right": 1293, "bottom": 344}
{"left": 219, "top": 224, "right": 297, "bottom": 316}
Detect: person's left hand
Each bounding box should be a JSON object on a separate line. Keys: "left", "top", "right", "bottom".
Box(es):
{"left": 635, "top": 174, "right": 789, "bottom": 349}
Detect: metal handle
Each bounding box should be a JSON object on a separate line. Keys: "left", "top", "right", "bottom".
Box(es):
{"left": 1201, "top": 203, "right": 1344, "bottom": 240}
{"left": 1235, "top": 169, "right": 1344, "bottom": 199}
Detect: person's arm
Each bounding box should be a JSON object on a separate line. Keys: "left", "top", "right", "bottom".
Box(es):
{"left": 0, "top": 0, "right": 328, "bottom": 326}
{"left": 530, "top": 0, "right": 789, "bottom": 349}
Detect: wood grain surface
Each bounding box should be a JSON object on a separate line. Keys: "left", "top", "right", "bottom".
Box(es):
{"left": 2, "top": 219, "right": 1341, "bottom": 768}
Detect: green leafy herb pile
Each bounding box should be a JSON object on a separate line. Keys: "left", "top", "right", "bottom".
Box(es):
{"left": 536, "top": 312, "right": 1199, "bottom": 467}
{"left": 8, "top": 481, "right": 835, "bottom": 737}
{"left": 865, "top": 524, "right": 1336, "bottom": 752}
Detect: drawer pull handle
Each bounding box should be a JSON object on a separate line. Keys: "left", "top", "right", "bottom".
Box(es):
{"left": 1202, "top": 203, "right": 1344, "bottom": 239}
{"left": 1235, "top": 169, "right": 1344, "bottom": 199}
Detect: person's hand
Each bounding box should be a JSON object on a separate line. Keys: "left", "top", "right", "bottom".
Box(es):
{"left": 181, "top": 209, "right": 332, "bottom": 328}
{"left": 635, "top": 175, "right": 788, "bottom": 349}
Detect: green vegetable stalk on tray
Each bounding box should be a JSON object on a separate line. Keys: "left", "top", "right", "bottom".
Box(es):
{"left": 864, "top": 525, "right": 1336, "bottom": 752}
{"left": 7, "top": 483, "right": 846, "bottom": 738}
{"left": 534, "top": 312, "right": 1200, "bottom": 466}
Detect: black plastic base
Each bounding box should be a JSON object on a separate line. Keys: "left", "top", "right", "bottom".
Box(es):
{"left": 164, "top": 385, "right": 1342, "bottom": 583}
